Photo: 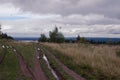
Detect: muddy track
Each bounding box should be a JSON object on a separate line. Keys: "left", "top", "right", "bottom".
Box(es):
{"left": 40, "top": 45, "right": 85, "bottom": 80}
{"left": 10, "top": 46, "right": 48, "bottom": 80}
{"left": 34, "top": 49, "right": 47, "bottom": 80}
{"left": 12, "top": 47, "right": 36, "bottom": 80}
{"left": 0, "top": 46, "right": 6, "bottom": 64}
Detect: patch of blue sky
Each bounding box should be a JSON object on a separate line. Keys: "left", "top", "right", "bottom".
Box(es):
{"left": 0, "top": 16, "right": 29, "bottom": 20}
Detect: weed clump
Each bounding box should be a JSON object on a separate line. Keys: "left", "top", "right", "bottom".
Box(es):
{"left": 116, "top": 51, "right": 120, "bottom": 57}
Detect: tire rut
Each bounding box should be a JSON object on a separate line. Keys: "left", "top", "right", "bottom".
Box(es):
{"left": 0, "top": 45, "right": 6, "bottom": 64}
{"left": 34, "top": 49, "right": 48, "bottom": 80}
{"left": 11, "top": 46, "right": 48, "bottom": 80}
{"left": 13, "top": 48, "right": 36, "bottom": 80}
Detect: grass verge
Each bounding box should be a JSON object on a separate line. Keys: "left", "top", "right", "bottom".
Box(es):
{"left": 43, "top": 43, "right": 120, "bottom": 80}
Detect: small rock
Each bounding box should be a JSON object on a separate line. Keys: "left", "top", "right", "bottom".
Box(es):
{"left": 38, "top": 48, "right": 40, "bottom": 50}
{"left": 14, "top": 49, "right": 16, "bottom": 52}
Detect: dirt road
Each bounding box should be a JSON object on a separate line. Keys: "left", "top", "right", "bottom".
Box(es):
{"left": 12, "top": 46, "right": 48, "bottom": 80}
{"left": 13, "top": 48, "right": 36, "bottom": 80}
{"left": 34, "top": 49, "right": 47, "bottom": 80}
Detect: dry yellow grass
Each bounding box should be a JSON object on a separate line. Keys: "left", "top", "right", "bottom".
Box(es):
{"left": 43, "top": 43, "right": 120, "bottom": 78}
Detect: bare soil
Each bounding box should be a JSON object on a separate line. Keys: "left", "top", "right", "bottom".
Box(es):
{"left": 34, "top": 49, "right": 47, "bottom": 80}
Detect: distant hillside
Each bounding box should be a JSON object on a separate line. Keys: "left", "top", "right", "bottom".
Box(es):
{"left": 14, "top": 37, "right": 120, "bottom": 43}
{"left": 0, "top": 33, "right": 13, "bottom": 40}
{"left": 14, "top": 37, "right": 39, "bottom": 41}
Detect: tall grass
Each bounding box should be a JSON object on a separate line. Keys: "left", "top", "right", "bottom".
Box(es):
{"left": 43, "top": 43, "right": 120, "bottom": 80}
{"left": 0, "top": 45, "right": 20, "bottom": 80}
{"left": 0, "top": 41, "right": 34, "bottom": 80}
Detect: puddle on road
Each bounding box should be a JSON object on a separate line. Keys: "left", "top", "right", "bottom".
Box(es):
{"left": 2, "top": 45, "right": 5, "bottom": 48}
{"left": 43, "top": 54, "right": 59, "bottom": 80}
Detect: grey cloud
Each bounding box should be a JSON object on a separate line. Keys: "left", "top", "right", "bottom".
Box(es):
{"left": 0, "top": 0, "right": 120, "bottom": 18}
{"left": 106, "top": 28, "right": 120, "bottom": 34}
{"left": 0, "top": 0, "right": 120, "bottom": 37}
{"left": 1, "top": 18, "right": 120, "bottom": 37}
{"left": 50, "top": 14, "right": 120, "bottom": 25}
{"left": 0, "top": 0, "right": 120, "bottom": 21}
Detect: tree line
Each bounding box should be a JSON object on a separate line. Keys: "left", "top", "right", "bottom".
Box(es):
{"left": 38, "top": 27, "right": 64, "bottom": 43}
{"left": 0, "top": 25, "right": 13, "bottom": 40}
{"left": 38, "top": 27, "right": 120, "bottom": 45}
{"left": 0, "top": 33, "right": 13, "bottom": 40}
{"left": 38, "top": 27, "right": 88, "bottom": 43}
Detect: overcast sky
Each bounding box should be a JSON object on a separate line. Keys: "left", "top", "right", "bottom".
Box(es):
{"left": 0, "top": 0, "right": 120, "bottom": 38}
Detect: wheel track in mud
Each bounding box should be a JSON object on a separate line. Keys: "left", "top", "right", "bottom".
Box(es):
{"left": 0, "top": 45, "right": 6, "bottom": 64}
{"left": 0, "top": 44, "right": 48, "bottom": 80}
{"left": 34, "top": 49, "right": 48, "bottom": 80}
{"left": 12, "top": 46, "right": 48, "bottom": 80}
{"left": 11, "top": 47, "right": 36, "bottom": 80}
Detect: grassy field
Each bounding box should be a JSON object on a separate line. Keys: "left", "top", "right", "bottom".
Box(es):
{"left": 0, "top": 41, "right": 75, "bottom": 80}
{"left": 0, "top": 40, "right": 19, "bottom": 79}
{"left": 43, "top": 43, "right": 120, "bottom": 80}
{"left": 0, "top": 41, "right": 33, "bottom": 80}
{"left": 1, "top": 40, "right": 120, "bottom": 80}
{"left": 0, "top": 47, "right": 20, "bottom": 80}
